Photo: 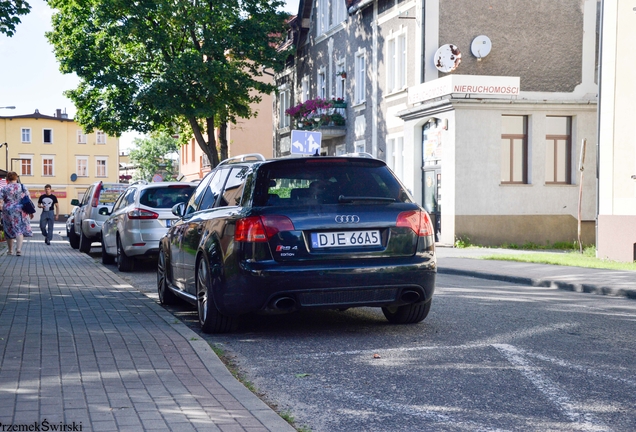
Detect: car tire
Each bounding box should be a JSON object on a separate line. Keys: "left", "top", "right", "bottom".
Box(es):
{"left": 157, "top": 247, "right": 177, "bottom": 305}
{"left": 116, "top": 236, "right": 134, "bottom": 272}
{"left": 382, "top": 299, "right": 432, "bottom": 324}
{"left": 69, "top": 228, "right": 80, "bottom": 249}
{"left": 79, "top": 229, "right": 92, "bottom": 253}
{"left": 196, "top": 257, "right": 236, "bottom": 334}
{"left": 101, "top": 240, "right": 115, "bottom": 265}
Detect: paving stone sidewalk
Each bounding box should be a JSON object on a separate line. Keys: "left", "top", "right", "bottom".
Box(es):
{"left": 0, "top": 232, "right": 294, "bottom": 431}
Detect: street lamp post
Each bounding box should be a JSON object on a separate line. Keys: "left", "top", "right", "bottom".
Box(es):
{"left": 0, "top": 143, "right": 7, "bottom": 173}
{"left": 1, "top": 107, "right": 14, "bottom": 173}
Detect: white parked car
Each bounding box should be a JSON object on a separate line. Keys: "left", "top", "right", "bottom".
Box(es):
{"left": 100, "top": 181, "right": 196, "bottom": 271}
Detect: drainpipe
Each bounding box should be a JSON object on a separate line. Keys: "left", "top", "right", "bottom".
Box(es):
{"left": 372, "top": 0, "right": 378, "bottom": 158}
{"left": 348, "top": 0, "right": 373, "bottom": 15}
{"left": 595, "top": 0, "right": 604, "bottom": 257}
{"left": 421, "top": 0, "right": 426, "bottom": 83}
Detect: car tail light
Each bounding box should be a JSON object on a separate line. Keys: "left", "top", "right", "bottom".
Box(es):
{"left": 235, "top": 215, "right": 295, "bottom": 242}
{"left": 92, "top": 182, "right": 103, "bottom": 207}
{"left": 127, "top": 208, "right": 159, "bottom": 220}
{"left": 396, "top": 210, "right": 434, "bottom": 237}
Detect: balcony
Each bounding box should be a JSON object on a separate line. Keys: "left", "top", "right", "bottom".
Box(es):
{"left": 286, "top": 98, "right": 347, "bottom": 138}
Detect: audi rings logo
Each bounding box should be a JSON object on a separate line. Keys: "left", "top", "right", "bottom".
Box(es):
{"left": 335, "top": 215, "right": 360, "bottom": 223}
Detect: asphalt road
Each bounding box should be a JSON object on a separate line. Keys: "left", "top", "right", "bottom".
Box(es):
{"left": 86, "top": 247, "right": 636, "bottom": 432}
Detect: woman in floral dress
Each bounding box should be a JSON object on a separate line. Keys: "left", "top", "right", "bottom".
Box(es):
{"left": 1, "top": 172, "right": 33, "bottom": 256}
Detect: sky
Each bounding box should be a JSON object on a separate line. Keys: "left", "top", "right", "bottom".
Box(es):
{"left": 0, "top": 0, "right": 300, "bottom": 151}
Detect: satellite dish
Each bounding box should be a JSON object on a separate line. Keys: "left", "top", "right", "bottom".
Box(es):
{"left": 471, "top": 35, "right": 492, "bottom": 59}
{"left": 434, "top": 44, "right": 461, "bottom": 73}
{"left": 70, "top": 173, "right": 77, "bottom": 182}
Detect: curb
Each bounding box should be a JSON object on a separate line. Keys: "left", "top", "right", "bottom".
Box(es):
{"left": 437, "top": 267, "right": 636, "bottom": 300}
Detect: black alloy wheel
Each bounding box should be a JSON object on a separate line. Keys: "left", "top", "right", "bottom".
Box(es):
{"left": 196, "top": 258, "right": 235, "bottom": 333}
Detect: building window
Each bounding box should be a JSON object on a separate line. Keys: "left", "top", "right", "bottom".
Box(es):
{"left": 43, "top": 129, "right": 53, "bottom": 144}
{"left": 21, "top": 128, "right": 31, "bottom": 143}
{"left": 355, "top": 50, "right": 366, "bottom": 104}
{"left": 387, "top": 135, "right": 405, "bottom": 181}
{"left": 545, "top": 116, "right": 572, "bottom": 184}
{"left": 354, "top": 140, "right": 365, "bottom": 153}
{"left": 19, "top": 155, "right": 33, "bottom": 176}
{"left": 77, "top": 157, "right": 88, "bottom": 177}
{"left": 501, "top": 115, "right": 528, "bottom": 184}
{"left": 301, "top": 76, "right": 310, "bottom": 103}
{"left": 318, "top": 0, "right": 346, "bottom": 35}
{"left": 96, "top": 131, "right": 106, "bottom": 144}
{"left": 96, "top": 158, "right": 107, "bottom": 177}
{"left": 387, "top": 31, "right": 407, "bottom": 93}
{"left": 335, "top": 59, "right": 345, "bottom": 100}
{"left": 279, "top": 86, "right": 291, "bottom": 128}
{"left": 317, "top": 70, "right": 326, "bottom": 99}
{"left": 201, "top": 153, "right": 210, "bottom": 168}
{"left": 43, "top": 156, "right": 54, "bottom": 176}
{"left": 77, "top": 130, "right": 87, "bottom": 144}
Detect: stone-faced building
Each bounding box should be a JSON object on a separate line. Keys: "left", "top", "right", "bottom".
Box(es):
{"left": 275, "top": 0, "right": 599, "bottom": 247}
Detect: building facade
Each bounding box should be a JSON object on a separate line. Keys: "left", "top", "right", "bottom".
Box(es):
{"left": 180, "top": 77, "right": 275, "bottom": 181}
{"left": 0, "top": 109, "right": 120, "bottom": 217}
{"left": 276, "top": 0, "right": 599, "bottom": 247}
{"left": 597, "top": 0, "right": 636, "bottom": 262}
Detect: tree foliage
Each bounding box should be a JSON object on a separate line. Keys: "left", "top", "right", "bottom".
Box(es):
{"left": 0, "top": 0, "right": 31, "bottom": 37}
{"left": 128, "top": 132, "right": 179, "bottom": 182}
{"left": 46, "top": 0, "right": 290, "bottom": 167}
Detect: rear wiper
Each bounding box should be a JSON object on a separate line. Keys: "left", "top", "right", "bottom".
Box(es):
{"left": 338, "top": 195, "right": 396, "bottom": 203}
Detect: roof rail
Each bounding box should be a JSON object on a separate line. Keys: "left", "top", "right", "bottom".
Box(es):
{"left": 343, "top": 152, "right": 375, "bottom": 159}
{"left": 218, "top": 153, "right": 266, "bottom": 166}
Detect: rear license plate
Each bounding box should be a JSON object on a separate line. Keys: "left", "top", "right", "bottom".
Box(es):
{"left": 164, "top": 219, "right": 172, "bottom": 227}
{"left": 311, "top": 230, "right": 381, "bottom": 249}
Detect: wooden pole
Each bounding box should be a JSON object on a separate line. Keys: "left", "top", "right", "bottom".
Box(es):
{"left": 578, "top": 139, "right": 587, "bottom": 253}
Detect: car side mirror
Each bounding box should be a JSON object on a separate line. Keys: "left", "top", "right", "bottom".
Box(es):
{"left": 71, "top": 198, "right": 80, "bottom": 206}
{"left": 98, "top": 207, "right": 111, "bottom": 216}
{"left": 172, "top": 202, "right": 185, "bottom": 218}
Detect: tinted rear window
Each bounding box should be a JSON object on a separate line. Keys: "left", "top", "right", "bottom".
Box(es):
{"left": 255, "top": 159, "right": 411, "bottom": 206}
{"left": 139, "top": 186, "right": 196, "bottom": 209}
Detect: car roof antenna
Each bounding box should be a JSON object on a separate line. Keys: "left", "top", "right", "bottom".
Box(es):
{"left": 313, "top": 149, "right": 320, "bottom": 157}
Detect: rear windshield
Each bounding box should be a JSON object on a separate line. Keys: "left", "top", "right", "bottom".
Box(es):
{"left": 254, "top": 159, "right": 412, "bottom": 206}
{"left": 98, "top": 184, "right": 128, "bottom": 204}
{"left": 139, "top": 185, "right": 196, "bottom": 209}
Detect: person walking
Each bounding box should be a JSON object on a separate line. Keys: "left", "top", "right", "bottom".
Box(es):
{"left": 38, "top": 184, "right": 59, "bottom": 245}
{"left": 0, "top": 172, "right": 33, "bottom": 256}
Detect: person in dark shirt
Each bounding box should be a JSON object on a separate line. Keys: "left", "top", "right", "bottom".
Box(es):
{"left": 37, "top": 184, "right": 59, "bottom": 245}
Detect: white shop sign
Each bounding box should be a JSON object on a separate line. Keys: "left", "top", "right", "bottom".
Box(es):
{"left": 408, "top": 75, "right": 520, "bottom": 105}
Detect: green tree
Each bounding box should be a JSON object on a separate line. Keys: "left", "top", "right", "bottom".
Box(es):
{"left": 128, "top": 132, "right": 179, "bottom": 182}
{"left": 0, "top": 0, "right": 31, "bottom": 37}
{"left": 46, "top": 0, "right": 289, "bottom": 167}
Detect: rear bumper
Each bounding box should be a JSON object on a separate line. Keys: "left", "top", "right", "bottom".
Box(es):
{"left": 82, "top": 219, "right": 103, "bottom": 241}
{"left": 214, "top": 255, "right": 437, "bottom": 316}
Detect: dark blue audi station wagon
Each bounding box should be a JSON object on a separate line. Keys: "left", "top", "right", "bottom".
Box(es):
{"left": 157, "top": 153, "right": 436, "bottom": 333}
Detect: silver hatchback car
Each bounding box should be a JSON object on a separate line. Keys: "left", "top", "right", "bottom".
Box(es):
{"left": 100, "top": 181, "right": 196, "bottom": 271}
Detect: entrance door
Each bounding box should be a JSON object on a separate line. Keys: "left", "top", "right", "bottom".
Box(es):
{"left": 423, "top": 169, "right": 441, "bottom": 242}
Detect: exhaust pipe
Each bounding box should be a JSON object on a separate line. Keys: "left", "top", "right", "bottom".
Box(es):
{"left": 400, "top": 290, "right": 421, "bottom": 303}
{"left": 271, "top": 297, "right": 296, "bottom": 310}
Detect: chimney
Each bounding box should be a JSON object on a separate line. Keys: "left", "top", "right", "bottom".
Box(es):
{"left": 56, "top": 109, "right": 62, "bottom": 118}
